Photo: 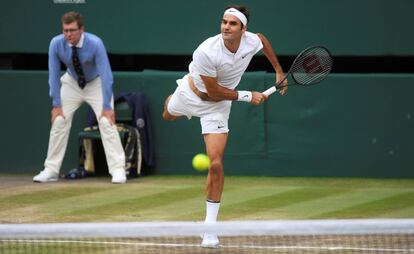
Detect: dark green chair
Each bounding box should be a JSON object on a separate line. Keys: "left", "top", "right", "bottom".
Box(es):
{"left": 76, "top": 101, "right": 142, "bottom": 176}
{"left": 78, "top": 101, "right": 132, "bottom": 140}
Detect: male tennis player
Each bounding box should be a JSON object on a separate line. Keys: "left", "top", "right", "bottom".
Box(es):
{"left": 162, "top": 5, "right": 287, "bottom": 248}
{"left": 33, "top": 11, "right": 127, "bottom": 184}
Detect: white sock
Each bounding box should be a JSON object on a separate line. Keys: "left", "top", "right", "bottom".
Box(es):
{"left": 204, "top": 200, "right": 220, "bottom": 224}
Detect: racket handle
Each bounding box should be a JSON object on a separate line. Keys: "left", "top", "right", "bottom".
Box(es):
{"left": 262, "top": 86, "right": 277, "bottom": 96}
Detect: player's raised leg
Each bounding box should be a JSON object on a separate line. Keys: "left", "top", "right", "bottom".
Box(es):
{"left": 162, "top": 94, "right": 181, "bottom": 121}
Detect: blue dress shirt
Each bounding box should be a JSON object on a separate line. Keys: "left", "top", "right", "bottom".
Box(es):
{"left": 48, "top": 32, "right": 113, "bottom": 110}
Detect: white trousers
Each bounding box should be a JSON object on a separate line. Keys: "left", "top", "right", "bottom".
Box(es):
{"left": 43, "top": 73, "right": 125, "bottom": 175}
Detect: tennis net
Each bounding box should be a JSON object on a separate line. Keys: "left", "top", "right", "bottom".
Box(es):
{"left": 1, "top": 219, "right": 413, "bottom": 253}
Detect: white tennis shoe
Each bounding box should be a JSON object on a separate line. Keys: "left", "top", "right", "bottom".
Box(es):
{"left": 111, "top": 170, "right": 127, "bottom": 184}
{"left": 33, "top": 170, "right": 58, "bottom": 183}
{"left": 201, "top": 233, "right": 219, "bottom": 248}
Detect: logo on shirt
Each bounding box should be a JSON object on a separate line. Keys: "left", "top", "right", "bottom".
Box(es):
{"left": 241, "top": 54, "right": 248, "bottom": 59}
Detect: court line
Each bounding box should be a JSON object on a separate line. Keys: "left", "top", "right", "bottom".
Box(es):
{"left": 1, "top": 239, "right": 412, "bottom": 253}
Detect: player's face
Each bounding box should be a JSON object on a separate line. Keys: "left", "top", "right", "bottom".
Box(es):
{"left": 221, "top": 14, "right": 246, "bottom": 42}
{"left": 62, "top": 21, "right": 83, "bottom": 45}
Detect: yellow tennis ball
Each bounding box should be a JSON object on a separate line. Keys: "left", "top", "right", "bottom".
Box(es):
{"left": 192, "top": 153, "right": 210, "bottom": 171}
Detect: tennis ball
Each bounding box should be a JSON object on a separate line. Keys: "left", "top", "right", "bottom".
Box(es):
{"left": 192, "top": 153, "right": 210, "bottom": 171}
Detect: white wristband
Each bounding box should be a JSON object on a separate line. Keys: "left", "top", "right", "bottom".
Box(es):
{"left": 237, "top": 90, "right": 252, "bottom": 102}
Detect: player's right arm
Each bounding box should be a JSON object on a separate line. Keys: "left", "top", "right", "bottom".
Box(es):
{"left": 200, "top": 75, "right": 237, "bottom": 100}
{"left": 200, "top": 75, "right": 266, "bottom": 105}
{"left": 194, "top": 48, "right": 266, "bottom": 105}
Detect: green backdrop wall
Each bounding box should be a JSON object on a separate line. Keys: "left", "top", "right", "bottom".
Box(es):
{"left": 0, "top": 70, "right": 413, "bottom": 177}
{"left": 0, "top": 0, "right": 413, "bottom": 55}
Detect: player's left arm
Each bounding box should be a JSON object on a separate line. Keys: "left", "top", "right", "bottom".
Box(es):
{"left": 256, "top": 33, "right": 288, "bottom": 95}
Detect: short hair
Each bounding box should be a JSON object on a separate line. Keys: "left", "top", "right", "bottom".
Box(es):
{"left": 61, "top": 11, "right": 84, "bottom": 28}
{"left": 224, "top": 5, "right": 250, "bottom": 28}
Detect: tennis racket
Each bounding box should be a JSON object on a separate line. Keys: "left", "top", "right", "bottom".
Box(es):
{"left": 262, "top": 45, "right": 333, "bottom": 96}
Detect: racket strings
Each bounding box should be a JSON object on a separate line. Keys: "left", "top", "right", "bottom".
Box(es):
{"left": 291, "top": 47, "right": 332, "bottom": 85}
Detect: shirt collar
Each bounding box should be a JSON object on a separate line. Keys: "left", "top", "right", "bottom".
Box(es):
{"left": 68, "top": 33, "right": 85, "bottom": 48}
{"left": 220, "top": 33, "right": 245, "bottom": 56}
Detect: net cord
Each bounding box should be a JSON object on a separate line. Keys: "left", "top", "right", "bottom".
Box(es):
{"left": 1, "top": 219, "right": 413, "bottom": 238}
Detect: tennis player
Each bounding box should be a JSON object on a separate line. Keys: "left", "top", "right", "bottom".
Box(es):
{"left": 33, "top": 11, "right": 127, "bottom": 184}
{"left": 162, "top": 5, "right": 287, "bottom": 248}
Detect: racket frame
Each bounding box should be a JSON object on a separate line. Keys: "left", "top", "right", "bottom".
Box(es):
{"left": 263, "top": 45, "right": 332, "bottom": 96}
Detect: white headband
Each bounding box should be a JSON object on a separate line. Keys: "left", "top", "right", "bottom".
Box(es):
{"left": 224, "top": 8, "right": 247, "bottom": 26}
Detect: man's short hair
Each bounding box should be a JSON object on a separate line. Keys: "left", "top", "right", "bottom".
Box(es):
{"left": 61, "top": 11, "right": 84, "bottom": 28}
{"left": 224, "top": 5, "right": 250, "bottom": 27}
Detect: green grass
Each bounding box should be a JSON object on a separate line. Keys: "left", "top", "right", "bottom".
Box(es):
{"left": 0, "top": 175, "right": 413, "bottom": 223}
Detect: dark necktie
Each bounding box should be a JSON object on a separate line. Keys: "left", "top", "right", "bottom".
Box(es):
{"left": 71, "top": 46, "right": 86, "bottom": 89}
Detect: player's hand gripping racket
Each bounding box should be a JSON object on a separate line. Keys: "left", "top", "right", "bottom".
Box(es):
{"left": 263, "top": 45, "right": 333, "bottom": 96}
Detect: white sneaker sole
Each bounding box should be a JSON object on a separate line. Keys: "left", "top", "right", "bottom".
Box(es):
{"left": 112, "top": 181, "right": 126, "bottom": 184}
{"left": 201, "top": 243, "right": 219, "bottom": 249}
{"left": 201, "top": 234, "right": 219, "bottom": 248}
{"left": 111, "top": 178, "right": 126, "bottom": 184}
{"left": 33, "top": 178, "right": 58, "bottom": 183}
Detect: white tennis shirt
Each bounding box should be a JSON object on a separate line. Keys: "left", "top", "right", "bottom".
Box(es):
{"left": 189, "top": 31, "right": 263, "bottom": 93}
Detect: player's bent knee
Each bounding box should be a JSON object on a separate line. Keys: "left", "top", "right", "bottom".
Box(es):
{"left": 162, "top": 94, "right": 180, "bottom": 121}
{"left": 162, "top": 111, "right": 178, "bottom": 121}
{"left": 162, "top": 106, "right": 181, "bottom": 121}
{"left": 162, "top": 111, "right": 170, "bottom": 120}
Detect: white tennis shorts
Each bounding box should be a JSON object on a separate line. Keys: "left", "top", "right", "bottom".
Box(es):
{"left": 167, "top": 75, "right": 232, "bottom": 134}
